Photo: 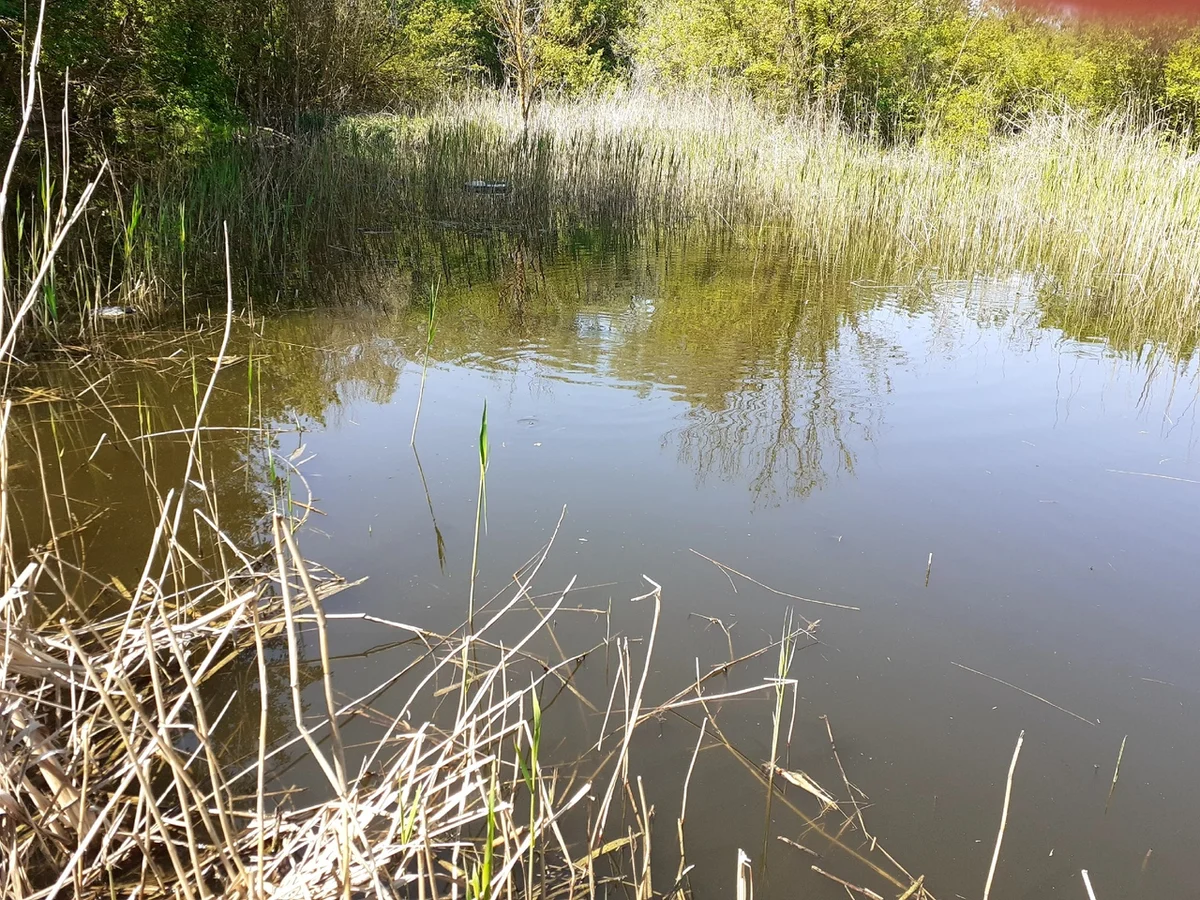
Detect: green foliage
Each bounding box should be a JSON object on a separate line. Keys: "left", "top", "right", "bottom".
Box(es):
{"left": 0, "top": 0, "right": 487, "bottom": 157}
{"left": 633, "top": 0, "right": 1200, "bottom": 143}
{"left": 390, "top": 0, "right": 486, "bottom": 100}
{"left": 535, "top": 0, "right": 638, "bottom": 94}
{"left": 5, "top": 0, "right": 1200, "bottom": 155}
{"left": 1164, "top": 31, "right": 1200, "bottom": 131}
{"left": 479, "top": 400, "right": 490, "bottom": 474}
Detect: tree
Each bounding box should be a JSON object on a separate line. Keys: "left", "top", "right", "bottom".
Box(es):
{"left": 1164, "top": 30, "right": 1200, "bottom": 132}
{"left": 484, "top": 0, "right": 543, "bottom": 123}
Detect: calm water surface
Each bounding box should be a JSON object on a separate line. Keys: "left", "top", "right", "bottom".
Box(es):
{"left": 14, "top": 237, "right": 1200, "bottom": 899}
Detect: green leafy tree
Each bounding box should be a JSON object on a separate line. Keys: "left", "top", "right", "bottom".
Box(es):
{"left": 537, "top": 0, "right": 638, "bottom": 94}
{"left": 1164, "top": 30, "right": 1200, "bottom": 132}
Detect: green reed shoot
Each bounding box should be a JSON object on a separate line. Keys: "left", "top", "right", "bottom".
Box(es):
{"left": 42, "top": 269, "right": 56, "bottom": 323}
{"left": 399, "top": 786, "right": 423, "bottom": 845}
{"left": 468, "top": 399, "right": 489, "bottom": 631}
{"left": 37, "top": 163, "right": 58, "bottom": 326}
{"left": 123, "top": 184, "right": 142, "bottom": 276}
{"left": 762, "top": 608, "right": 798, "bottom": 863}
{"left": 516, "top": 684, "right": 542, "bottom": 888}
{"left": 178, "top": 200, "right": 187, "bottom": 321}
{"left": 410, "top": 279, "right": 439, "bottom": 446}
{"left": 459, "top": 400, "right": 490, "bottom": 715}
{"left": 246, "top": 345, "right": 254, "bottom": 429}
{"left": 766, "top": 608, "right": 798, "bottom": 775}
{"left": 467, "top": 772, "right": 498, "bottom": 900}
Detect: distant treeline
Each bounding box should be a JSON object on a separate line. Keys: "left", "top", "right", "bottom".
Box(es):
{"left": 2, "top": 0, "right": 1200, "bottom": 155}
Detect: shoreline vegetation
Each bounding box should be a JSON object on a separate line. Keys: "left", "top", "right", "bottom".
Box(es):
{"left": 5, "top": 89, "right": 1200, "bottom": 359}
{"left": 3, "top": 1, "right": 1200, "bottom": 357}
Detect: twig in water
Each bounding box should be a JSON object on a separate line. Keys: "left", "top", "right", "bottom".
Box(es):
{"left": 1081, "top": 869, "right": 1098, "bottom": 900}
{"left": 689, "top": 549, "right": 860, "bottom": 611}
{"left": 925, "top": 553, "right": 933, "bottom": 587}
{"left": 777, "top": 768, "right": 838, "bottom": 810}
{"left": 1105, "top": 469, "right": 1200, "bottom": 486}
{"left": 811, "top": 865, "right": 884, "bottom": 900}
{"left": 687, "top": 612, "right": 736, "bottom": 663}
{"left": 775, "top": 836, "right": 819, "bottom": 858}
{"left": 822, "top": 714, "right": 871, "bottom": 838}
{"left": 982, "top": 730, "right": 1024, "bottom": 900}
{"left": 951, "top": 662, "right": 1096, "bottom": 726}
{"left": 1105, "top": 735, "right": 1127, "bottom": 813}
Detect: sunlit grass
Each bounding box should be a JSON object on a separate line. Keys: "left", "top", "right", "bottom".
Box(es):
{"left": 17, "top": 85, "right": 1200, "bottom": 362}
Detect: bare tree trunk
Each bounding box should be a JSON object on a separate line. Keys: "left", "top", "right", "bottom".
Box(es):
{"left": 486, "top": 0, "right": 542, "bottom": 125}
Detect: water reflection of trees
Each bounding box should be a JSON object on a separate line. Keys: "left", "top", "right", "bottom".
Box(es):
{"left": 36, "top": 230, "right": 1182, "bottom": 585}
{"left": 363, "top": 233, "right": 902, "bottom": 504}
{"left": 641, "top": 258, "right": 895, "bottom": 504}
{"left": 284, "top": 233, "right": 907, "bottom": 503}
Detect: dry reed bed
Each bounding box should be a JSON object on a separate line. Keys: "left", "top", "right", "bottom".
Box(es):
{"left": 0, "top": 503, "right": 594, "bottom": 900}
{"left": 356, "top": 90, "right": 1200, "bottom": 334}
{"left": 103, "top": 88, "right": 1199, "bottom": 358}
{"left": 18, "top": 86, "right": 1199, "bottom": 358}
{"left": 2, "top": 494, "right": 938, "bottom": 900}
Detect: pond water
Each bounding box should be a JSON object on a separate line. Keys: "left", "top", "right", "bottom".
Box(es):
{"left": 12, "top": 233, "right": 1200, "bottom": 899}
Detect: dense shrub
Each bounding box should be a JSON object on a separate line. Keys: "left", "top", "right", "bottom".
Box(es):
{"left": 1, "top": 0, "right": 1197, "bottom": 156}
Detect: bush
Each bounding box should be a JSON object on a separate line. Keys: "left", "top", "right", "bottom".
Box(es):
{"left": 1164, "top": 32, "right": 1200, "bottom": 132}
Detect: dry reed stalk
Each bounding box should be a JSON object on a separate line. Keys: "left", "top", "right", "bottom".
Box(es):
{"left": 811, "top": 865, "right": 885, "bottom": 900}
{"left": 1082, "top": 869, "right": 1099, "bottom": 900}
{"left": 821, "top": 714, "right": 871, "bottom": 840}
{"left": 982, "top": 730, "right": 1025, "bottom": 900}
{"left": 591, "top": 576, "right": 661, "bottom": 847}
{"left": 1105, "top": 735, "right": 1128, "bottom": 813}
{"left": 689, "top": 548, "right": 858, "bottom": 613}
{"left": 674, "top": 716, "right": 706, "bottom": 887}
{"left": 735, "top": 849, "right": 753, "bottom": 900}
{"left": 690, "top": 710, "right": 912, "bottom": 894}
{"left": 951, "top": 662, "right": 1096, "bottom": 726}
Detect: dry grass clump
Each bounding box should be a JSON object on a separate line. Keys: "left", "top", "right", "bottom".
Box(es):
{"left": 0, "top": 496, "right": 642, "bottom": 900}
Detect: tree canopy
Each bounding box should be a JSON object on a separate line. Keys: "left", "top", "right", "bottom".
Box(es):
{"left": 2, "top": 0, "right": 1199, "bottom": 154}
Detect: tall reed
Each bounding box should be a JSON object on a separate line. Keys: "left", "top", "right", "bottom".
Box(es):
{"left": 15, "top": 84, "right": 1200, "bottom": 360}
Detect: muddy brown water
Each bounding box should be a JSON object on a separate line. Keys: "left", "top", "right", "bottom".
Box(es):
{"left": 11, "top": 236, "right": 1200, "bottom": 899}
